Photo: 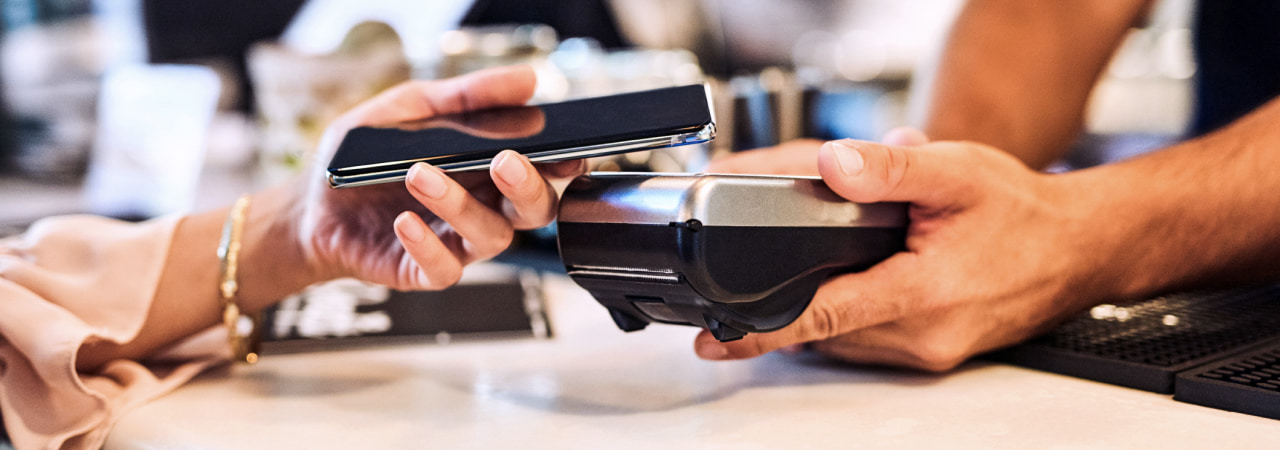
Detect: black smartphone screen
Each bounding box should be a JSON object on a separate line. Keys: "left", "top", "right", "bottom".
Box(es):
{"left": 326, "top": 84, "right": 714, "bottom": 188}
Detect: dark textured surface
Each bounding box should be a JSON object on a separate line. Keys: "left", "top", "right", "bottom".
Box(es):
{"left": 1176, "top": 342, "right": 1280, "bottom": 420}
{"left": 257, "top": 281, "right": 541, "bottom": 354}
{"left": 987, "top": 283, "right": 1280, "bottom": 393}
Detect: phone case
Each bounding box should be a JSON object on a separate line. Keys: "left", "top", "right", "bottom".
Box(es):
{"left": 327, "top": 85, "right": 715, "bottom": 188}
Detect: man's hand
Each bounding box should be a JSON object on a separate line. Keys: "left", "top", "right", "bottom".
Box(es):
{"left": 705, "top": 129, "right": 932, "bottom": 175}
{"left": 694, "top": 134, "right": 1106, "bottom": 371}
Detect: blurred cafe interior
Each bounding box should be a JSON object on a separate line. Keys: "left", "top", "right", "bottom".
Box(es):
{"left": 0, "top": 0, "right": 1197, "bottom": 226}
{"left": 6, "top": 0, "right": 1258, "bottom": 449}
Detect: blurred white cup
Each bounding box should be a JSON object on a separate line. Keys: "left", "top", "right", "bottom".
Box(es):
{"left": 84, "top": 63, "right": 220, "bottom": 218}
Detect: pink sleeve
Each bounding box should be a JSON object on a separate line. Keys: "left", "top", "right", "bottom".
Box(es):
{"left": 0, "top": 215, "right": 226, "bottom": 450}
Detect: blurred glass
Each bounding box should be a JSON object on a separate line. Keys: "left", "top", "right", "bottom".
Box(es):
{"left": 82, "top": 63, "right": 219, "bottom": 219}
{"left": 432, "top": 23, "right": 558, "bottom": 79}
{"left": 247, "top": 21, "right": 410, "bottom": 184}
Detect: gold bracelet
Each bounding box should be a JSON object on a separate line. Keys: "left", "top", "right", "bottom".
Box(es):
{"left": 217, "top": 194, "right": 263, "bottom": 364}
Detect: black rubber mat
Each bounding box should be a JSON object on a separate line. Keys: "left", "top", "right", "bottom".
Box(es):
{"left": 985, "top": 283, "right": 1280, "bottom": 393}
{"left": 1175, "top": 342, "right": 1280, "bottom": 420}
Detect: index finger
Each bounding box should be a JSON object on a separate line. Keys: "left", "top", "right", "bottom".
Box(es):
{"left": 694, "top": 251, "right": 928, "bottom": 360}
{"left": 314, "top": 65, "right": 539, "bottom": 170}
{"left": 346, "top": 65, "right": 537, "bottom": 127}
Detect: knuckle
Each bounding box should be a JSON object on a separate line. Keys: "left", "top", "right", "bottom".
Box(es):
{"left": 803, "top": 301, "right": 842, "bottom": 341}
{"left": 433, "top": 192, "right": 471, "bottom": 218}
{"left": 427, "top": 263, "right": 464, "bottom": 290}
{"left": 482, "top": 227, "right": 516, "bottom": 257}
{"left": 746, "top": 336, "right": 779, "bottom": 358}
{"left": 881, "top": 147, "right": 911, "bottom": 195}
{"left": 441, "top": 265, "right": 465, "bottom": 287}
{"left": 462, "top": 228, "right": 514, "bottom": 262}
{"left": 512, "top": 183, "right": 550, "bottom": 212}
{"left": 504, "top": 194, "right": 556, "bottom": 231}
{"left": 908, "top": 336, "right": 968, "bottom": 372}
{"left": 517, "top": 214, "right": 554, "bottom": 231}
{"left": 523, "top": 205, "right": 558, "bottom": 230}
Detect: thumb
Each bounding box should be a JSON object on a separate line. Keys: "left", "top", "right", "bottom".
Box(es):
{"left": 693, "top": 257, "right": 917, "bottom": 360}
{"left": 816, "top": 139, "right": 970, "bottom": 209}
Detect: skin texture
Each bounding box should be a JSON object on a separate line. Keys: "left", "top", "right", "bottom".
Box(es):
{"left": 697, "top": 0, "right": 1280, "bottom": 371}
{"left": 915, "top": 0, "right": 1157, "bottom": 169}
{"left": 699, "top": 97, "right": 1280, "bottom": 370}
{"left": 77, "top": 65, "right": 585, "bottom": 370}
{"left": 713, "top": 0, "right": 1157, "bottom": 173}
{"left": 699, "top": 134, "right": 1089, "bottom": 370}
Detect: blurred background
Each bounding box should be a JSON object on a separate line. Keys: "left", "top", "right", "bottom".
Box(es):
{"left": 0, "top": 0, "right": 1197, "bottom": 225}
{"left": 0, "top": 0, "right": 1197, "bottom": 346}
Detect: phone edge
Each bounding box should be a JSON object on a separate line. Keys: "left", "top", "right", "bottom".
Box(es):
{"left": 327, "top": 123, "right": 716, "bottom": 189}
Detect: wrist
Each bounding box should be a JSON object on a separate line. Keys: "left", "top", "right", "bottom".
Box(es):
{"left": 237, "top": 183, "right": 327, "bottom": 312}
{"left": 1052, "top": 165, "right": 1180, "bottom": 304}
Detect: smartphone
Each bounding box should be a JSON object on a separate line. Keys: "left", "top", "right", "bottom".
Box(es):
{"left": 326, "top": 84, "right": 716, "bottom": 188}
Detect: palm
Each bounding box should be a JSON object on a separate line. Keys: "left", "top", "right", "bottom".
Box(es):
{"left": 302, "top": 171, "right": 500, "bottom": 290}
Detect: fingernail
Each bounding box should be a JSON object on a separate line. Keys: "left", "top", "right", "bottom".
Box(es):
{"left": 409, "top": 163, "right": 447, "bottom": 199}
{"left": 829, "top": 141, "right": 865, "bottom": 176}
{"left": 697, "top": 342, "right": 730, "bottom": 360}
{"left": 493, "top": 151, "right": 528, "bottom": 186}
{"left": 395, "top": 212, "right": 426, "bottom": 243}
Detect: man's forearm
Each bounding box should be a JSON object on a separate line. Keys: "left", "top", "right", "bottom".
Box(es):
{"left": 914, "top": 0, "right": 1153, "bottom": 169}
{"left": 1064, "top": 95, "right": 1280, "bottom": 301}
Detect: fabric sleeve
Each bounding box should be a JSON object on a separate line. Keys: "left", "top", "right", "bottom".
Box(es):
{"left": 0, "top": 215, "right": 227, "bottom": 450}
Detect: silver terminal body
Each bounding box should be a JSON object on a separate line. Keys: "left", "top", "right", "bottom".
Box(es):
{"left": 558, "top": 172, "right": 908, "bottom": 228}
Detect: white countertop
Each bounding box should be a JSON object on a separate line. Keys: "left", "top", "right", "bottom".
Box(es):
{"left": 107, "top": 275, "right": 1280, "bottom": 449}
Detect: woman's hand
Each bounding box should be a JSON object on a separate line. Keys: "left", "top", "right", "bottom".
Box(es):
{"left": 291, "top": 65, "right": 584, "bottom": 291}
{"left": 71, "top": 66, "right": 583, "bottom": 370}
